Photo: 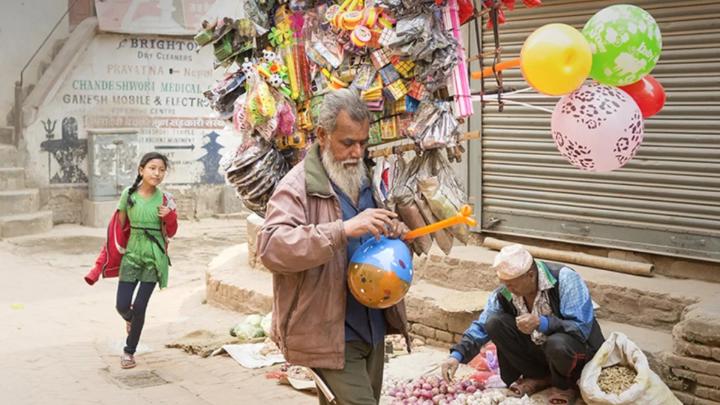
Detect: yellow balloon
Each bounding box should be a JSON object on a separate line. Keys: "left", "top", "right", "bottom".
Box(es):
{"left": 521, "top": 23, "right": 592, "bottom": 96}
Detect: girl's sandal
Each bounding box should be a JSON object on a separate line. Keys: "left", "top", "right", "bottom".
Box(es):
{"left": 120, "top": 353, "right": 136, "bottom": 369}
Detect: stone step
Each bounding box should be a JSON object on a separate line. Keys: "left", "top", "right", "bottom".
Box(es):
{"left": 205, "top": 243, "right": 273, "bottom": 314}
{"left": 405, "top": 280, "right": 489, "bottom": 346}
{"left": 51, "top": 38, "right": 68, "bottom": 60}
{"left": 0, "top": 168, "right": 25, "bottom": 190}
{"left": 203, "top": 242, "right": 682, "bottom": 352}
{"left": 404, "top": 279, "right": 677, "bottom": 382}
{"left": 0, "top": 127, "right": 13, "bottom": 144}
{"left": 0, "top": 145, "right": 17, "bottom": 167}
{"left": 404, "top": 280, "right": 674, "bottom": 352}
{"left": 415, "top": 245, "right": 715, "bottom": 332}
{"left": 0, "top": 211, "right": 53, "bottom": 238}
{"left": 667, "top": 297, "right": 720, "bottom": 403}
{"left": 0, "top": 189, "right": 40, "bottom": 215}
{"left": 38, "top": 61, "right": 51, "bottom": 80}
{"left": 203, "top": 243, "right": 685, "bottom": 392}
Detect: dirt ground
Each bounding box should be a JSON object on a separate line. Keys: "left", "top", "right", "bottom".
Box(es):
{"left": 1, "top": 218, "right": 319, "bottom": 405}
{"left": 0, "top": 218, "right": 576, "bottom": 404}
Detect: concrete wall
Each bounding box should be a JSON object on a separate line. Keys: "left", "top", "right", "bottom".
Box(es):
{"left": 0, "top": 1, "right": 70, "bottom": 124}
{"left": 18, "top": 27, "right": 248, "bottom": 224}
{"left": 22, "top": 32, "right": 236, "bottom": 187}
{"left": 78, "top": 184, "right": 245, "bottom": 227}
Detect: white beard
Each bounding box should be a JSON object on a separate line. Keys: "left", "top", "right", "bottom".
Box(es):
{"left": 321, "top": 146, "right": 368, "bottom": 204}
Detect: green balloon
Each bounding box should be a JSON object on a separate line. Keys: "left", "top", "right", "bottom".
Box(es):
{"left": 582, "top": 5, "right": 662, "bottom": 86}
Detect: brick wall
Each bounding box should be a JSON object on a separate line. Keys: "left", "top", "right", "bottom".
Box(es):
{"left": 408, "top": 322, "right": 460, "bottom": 350}
{"left": 415, "top": 252, "right": 698, "bottom": 332}
{"left": 667, "top": 299, "right": 720, "bottom": 404}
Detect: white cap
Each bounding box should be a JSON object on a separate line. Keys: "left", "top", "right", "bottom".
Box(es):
{"left": 492, "top": 244, "right": 534, "bottom": 281}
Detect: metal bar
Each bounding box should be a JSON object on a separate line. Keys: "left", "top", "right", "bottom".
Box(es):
{"left": 15, "top": 0, "right": 81, "bottom": 146}
{"left": 19, "top": 0, "right": 81, "bottom": 85}
{"left": 13, "top": 81, "right": 22, "bottom": 146}
{"left": 482, "top": 200, "right": 720, "bottom": 231}
{"left": 484, "top": 188, "right": 720, "bottom": 218}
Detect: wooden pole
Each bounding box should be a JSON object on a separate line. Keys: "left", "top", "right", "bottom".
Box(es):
{"left": 483, "top": 237, "right": 654, "bottom": 277}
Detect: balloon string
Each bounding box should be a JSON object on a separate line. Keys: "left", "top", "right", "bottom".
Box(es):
{"left": 503, "top": 94, "right": 556, "bottom": 99}
{"left": 490, "top": 1, "right": 504, "bottom": 111}
{"left": 502, "top": 87, "right": 534, "bottom": 97}
{"left": 471, "top": 96, "right": 554, "bottom": 113}
{"left": 500, "top": 99, "right": 554, "bottom": 113}
{"left": 472, "top": 0, "right": 484, "bottom": 109}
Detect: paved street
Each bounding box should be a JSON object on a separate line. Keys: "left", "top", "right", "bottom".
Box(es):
{"left": 0, "top": 218, "right": 315, "bottom": 405}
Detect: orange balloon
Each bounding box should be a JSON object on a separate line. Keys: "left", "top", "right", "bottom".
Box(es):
{"left": 403, "top": 204, "right": 476, "bottom": 241}
{"left": 520, "top": 23, "right": 592, "bottom": 96}
{"left": 471, "top": 59, "right": 521, "bottom": 80}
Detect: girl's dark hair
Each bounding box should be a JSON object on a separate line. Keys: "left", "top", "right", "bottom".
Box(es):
{"left": 127, "top": 152, "right": 169, "bottom": 208}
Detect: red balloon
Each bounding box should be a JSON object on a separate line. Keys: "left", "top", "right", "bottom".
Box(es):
{"left": 619, "top": 75, "right": 666, "bottom": 118}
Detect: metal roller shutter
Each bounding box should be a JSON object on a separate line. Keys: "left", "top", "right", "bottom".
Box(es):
{"left": 475, "top": 0, "right": 720, "bottom": 262}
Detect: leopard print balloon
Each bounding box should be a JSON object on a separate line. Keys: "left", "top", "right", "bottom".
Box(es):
{"left": 551, "top": 82, "right": 644, "bottom": 172}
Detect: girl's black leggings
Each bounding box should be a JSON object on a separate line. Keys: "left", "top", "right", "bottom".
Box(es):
{"left": 116, "top": 281, "right": 156, "bottom": 355}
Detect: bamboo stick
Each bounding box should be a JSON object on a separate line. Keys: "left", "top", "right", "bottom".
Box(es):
{"left": 308, "top": 368, "right": 336, "bottom": 404}
{"left": 483, "top": 237, "right": 654, "bottom": 277}
{"left": 367, "top": 131, "right": 480, "bottom": 158}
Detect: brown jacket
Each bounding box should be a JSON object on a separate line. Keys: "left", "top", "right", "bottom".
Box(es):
{"left": 257, "top": 143, "right": 409, "bottom": 370}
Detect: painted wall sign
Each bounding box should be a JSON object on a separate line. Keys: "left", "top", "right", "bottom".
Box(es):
{"left": 25, "top": 33, "right": 229, "bottom": 186}
{"left": 39, "top": 117, "right": 89, "bottom": 184}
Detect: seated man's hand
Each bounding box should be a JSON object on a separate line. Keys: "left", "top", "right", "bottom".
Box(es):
{"left": 387, "top": 219, "right": 410, "bottom": 239}
{"left": 516, "top": 314, "right": 541, "bottom": 335}
{"left": 343, "top": 208, "right": 398, "bottom": 240}
{"left": 440, "top": 356, "right": 460, "bottom": 382}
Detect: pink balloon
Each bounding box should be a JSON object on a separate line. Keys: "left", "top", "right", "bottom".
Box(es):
{"left": 551, "top": 83, "right": 644, "bottom": 172}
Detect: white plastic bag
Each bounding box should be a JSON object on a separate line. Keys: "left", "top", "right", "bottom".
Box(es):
{"left": 580, "top": 332, "right": 680, "bottom": 405}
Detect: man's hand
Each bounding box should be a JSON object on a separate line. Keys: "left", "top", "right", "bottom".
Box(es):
{"left": 343, "top": 208, "right": 398, "bottom": 240}
{"left": 440, "top": 357, "right": 460, "bottom": 382}
{"left": 158, "top": 205, "right": 171, "bottom": 218}
{"left": 386, "top": 219, "right": 410, "bottom": 239}
{"left": 516, "top": 314, "right": 541, "bottom": 335}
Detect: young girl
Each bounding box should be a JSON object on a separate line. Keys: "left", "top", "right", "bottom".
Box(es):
{"left": 116, "top": 152, "right": 177, "bottom": 369}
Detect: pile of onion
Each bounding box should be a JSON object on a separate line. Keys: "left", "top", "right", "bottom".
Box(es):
{"left": 384, "top": 375, "right": 485, "bottom": 404}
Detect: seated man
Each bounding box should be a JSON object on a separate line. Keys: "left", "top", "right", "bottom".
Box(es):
{"left": 440, "top": 244, "right": 604, "bottom": 404}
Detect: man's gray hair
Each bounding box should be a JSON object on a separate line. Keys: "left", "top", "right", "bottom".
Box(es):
{"left": 318, "top": 88, "right": 370, "bottom": 133}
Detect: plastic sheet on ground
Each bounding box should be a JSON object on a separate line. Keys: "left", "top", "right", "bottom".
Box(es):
{"left": 221, "top": 342, "right": 286, "bottom": 369}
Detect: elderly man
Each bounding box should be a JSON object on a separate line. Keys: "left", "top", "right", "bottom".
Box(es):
{"left": 440, "top": 244, "right": 604, "bottom": 404}
{"left": 258, "top": 88, "right": 410, "bottom": 405}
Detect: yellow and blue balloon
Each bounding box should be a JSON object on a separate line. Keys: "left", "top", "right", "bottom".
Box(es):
{"left": 348, "top": 237, "right": 413, "bottom": 309}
